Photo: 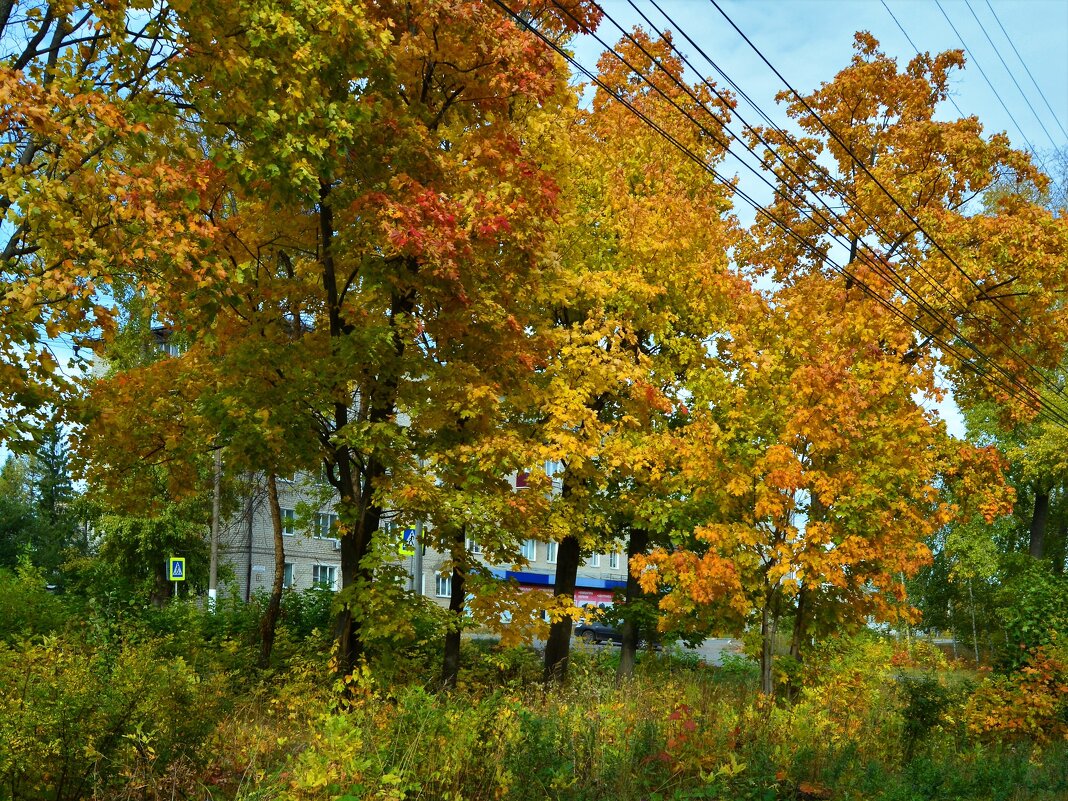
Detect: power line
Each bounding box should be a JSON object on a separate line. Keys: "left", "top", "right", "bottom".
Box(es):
{"left": 574, "top": 0, "right": 1068, "bottom": 427}
{"left": 637, "top": 0, "right": 1067, "bottom": 413}
{"left": 702, "top": 0, "right": 1068, "bottom": 422}
{"left": 963, "top": 0, "right": 1060, "bottom": 150}
{"left": 934, "top": 0, "right": 1048, "bottom": 171}
{"left": 614, "top": 0, "right": 1068, "bottom": 425}
{"left": 492, "top": 0, "right": 1068, "bottom": 429}
{"left": 708, "top": 0, "right": 1057, "bottom": 361}
{"left": 880, "top": 0, "right": 967, "bottom": 120}
{"left": 983, "top": 0, "right": 1068, "bottom": 143}
{"left": 870, "top": 1, "right": 1068, "bottom": 391}
{"left": 637, "top": 0, "right": 977, "bottom": 328}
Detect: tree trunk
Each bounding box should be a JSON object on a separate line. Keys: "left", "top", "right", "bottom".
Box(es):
{"left": 245, "top": 482, "right": 255, "bottom": 602}
{"left": 260, "top": 473, "right": 286, "bottom": 668}
{"left": 617, "top": 527, "right": 649, "bottom": 682}
{"left": 322, "top": 175, "right": 416, "bottom": 678}
{"left": 150, "top": 564, "right": 169, "bottom": 607}
{"left": 442, "top": 525, "right": 467, "bottom": 689}
{"left": 320, "top": 180, "right": 368, "bottom": 678}
{"left": 760, "top": 596, "right": 774, "bottom": 696}
{"left": 968, "top": 580, "right": 980, "bottom": 667}
{"left": 791, "top": 493, "right": 825, "bottom": 663}
{"left": 789, "top": 582, "right": 808, "bottom": 662}
{"left": 544, "top": 534, "right": 581, "bottom": 683}
{"left": 1053, "top": 516, "right": 1067, "bottom": 575}
{"left": 1030, "top": 486, "right": 1050, "bottom": 559}
{"left": 335, "top": 490, "right": 379, "bottom": 676}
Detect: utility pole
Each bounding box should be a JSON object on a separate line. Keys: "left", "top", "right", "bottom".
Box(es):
{"left": 413, "top": 518, "right": 424, "bottom": 595}
{"left": 208, "top": 446, "right": 222, "bottom": 611}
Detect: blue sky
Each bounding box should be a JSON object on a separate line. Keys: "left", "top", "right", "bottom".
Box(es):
{"left": 572, "top": 1, "right": 1067, "bottom": 167}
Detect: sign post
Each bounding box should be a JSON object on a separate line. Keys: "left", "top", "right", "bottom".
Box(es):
{"left": 168, "top": 556, "right": 185, "bottom": 597}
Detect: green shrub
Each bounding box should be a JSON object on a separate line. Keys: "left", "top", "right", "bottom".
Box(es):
{"left": 715, "top": 652, "right": 759, "bottom": 685}
{"left": 0, "top": 633, "right": 229, "bottom": 801}
{"left": 0, "top": 565, "right": 71, "bottom": 643}
{"left": 899, "top": 674, "right": 952, "bottom": 760}
{"left": 996, "top": 559, "right": 1068, "bottom": 667}
{"left": 278, "top": 584, "right": 337, "bottom": 640}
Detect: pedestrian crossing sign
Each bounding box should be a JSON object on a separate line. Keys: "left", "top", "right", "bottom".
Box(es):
{"left": 398, "top": 528, "right": 417, "bottom": 557}
{"left": 168, "top": 557, "right": 186, "bottom": 581}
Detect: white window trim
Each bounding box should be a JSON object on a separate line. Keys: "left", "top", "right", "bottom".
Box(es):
{"left": 436, "top": 574, "right": 452, "bottom": 598}
{"left": 546, "top": 541, "right": 558, "bottom": 564}
{"left": 588, "top": 553, "right": 601, "bottom": 568}
{"left": 315, "top": 512, "right": 337, "bottom": 539}
{"left": 281, "top": 508, "right": 296, "bottom": 536}
{"left": 609, "top": 551, "right": 620, "bottom": 570}
{"left": 312, "top": 564, "right": 338, "bottom": 590}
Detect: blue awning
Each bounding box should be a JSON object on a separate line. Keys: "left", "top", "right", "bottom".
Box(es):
{"left": 487, "top": 568, "right": 625, "bottom": 591}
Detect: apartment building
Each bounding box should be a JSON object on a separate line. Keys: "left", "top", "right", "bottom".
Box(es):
{"left": 143, "top": 330, "right": 626, "bottom": 605}
{"left": 221, "top": 468, "right": 629, "bottom": 607}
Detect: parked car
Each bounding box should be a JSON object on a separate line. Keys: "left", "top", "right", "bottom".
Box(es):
{"left": 574, "top": 621, "right": 623, "bottom": 644}
{"left": 574, "top": 620, "right": 666, "bottom": 650}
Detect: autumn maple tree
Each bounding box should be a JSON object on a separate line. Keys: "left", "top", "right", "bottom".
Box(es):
{"left": 127, "top": 0, "right": 604, "bottom": 675}
{"left": 638, "top": 267, "right": 1013, "bottom": 694}
{"left": 747, "top": 33, "right": 1068, "bottom": 395}
{"left": 0, "top": 2, "right": 223, "bottom": 444}
{"left": 633, "top": 34, "right": 1064, "bottom": 694}
{"left": 525, "top": 27, "right": 742, "bottom": 681}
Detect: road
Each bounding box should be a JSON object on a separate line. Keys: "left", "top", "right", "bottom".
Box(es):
{"left": 573, "top": 636, "right": 746, "bottom": 667}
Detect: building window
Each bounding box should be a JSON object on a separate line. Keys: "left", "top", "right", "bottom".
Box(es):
{"left": 466, "top": 537, "right": 482, "bottom": 556}
{"left": 609, "top": 551, "right": 620, "bottom": 570}
{"left": 312, "top": 564, "right": 337, "bottom": 590}
{"left": 546, "top": 541, "right": 557, "bottom": 563}
{"left": 587, "top": 553, "right": 601, "bottom": 568}
{"left": 521, "top": 539, "right": 536, "bottom": 561}
{"left": 281, "top": 508, "right": 296, "bottom": 536}
{"left": 283, "top": 562, "right": 294, "bottom": 588}
{"left": 515, "top": 471, "right": 530, "bottom": 489}
{"left": 436, "top": 575, "right": 452, "bottom": 597}
{"left": 315, "top": 512, "right": 338, "bottom": 539}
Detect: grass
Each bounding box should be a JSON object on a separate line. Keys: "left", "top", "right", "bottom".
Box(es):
{"left": 2, "top": 577, "right": 1065, "bottom": 801}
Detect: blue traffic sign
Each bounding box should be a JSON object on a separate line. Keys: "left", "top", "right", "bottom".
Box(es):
{"left": 168, "top": 557, "right": 186, "bottom": 581}
{"left": 398, "top": 528, "right": 417, "bottom": 557}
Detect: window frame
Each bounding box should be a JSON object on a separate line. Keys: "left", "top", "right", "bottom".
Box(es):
{"left": 436, "top": 574, "right": 452, "bottom": 598}
{"left": 312, "top": 564, "right": 337, "bottom": 590}
{"left": 315, "top": 512, "right": 338, "bottom": 539}
{"left": 281, "top": 507, "right": 296, "bottom": 536}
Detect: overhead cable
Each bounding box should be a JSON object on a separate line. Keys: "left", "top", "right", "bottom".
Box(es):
{"left": 578, "top": 0, "right": 1068, "bottom": 426}
{"left": 492, "top": 0, "right": 1068, "bottom": 429}
{"left": 983, "top": 0, "right": 1068, "bottom": 142}
{"left": 637, "top": 0, "right": 1066, "bottom": 413}
{"left": 963, "top": 0, "right": 1061, "bottom": 151}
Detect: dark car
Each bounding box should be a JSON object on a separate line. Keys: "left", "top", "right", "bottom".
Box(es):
{"left": 574, "top": 621, "right": 623, "bottom": 644}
